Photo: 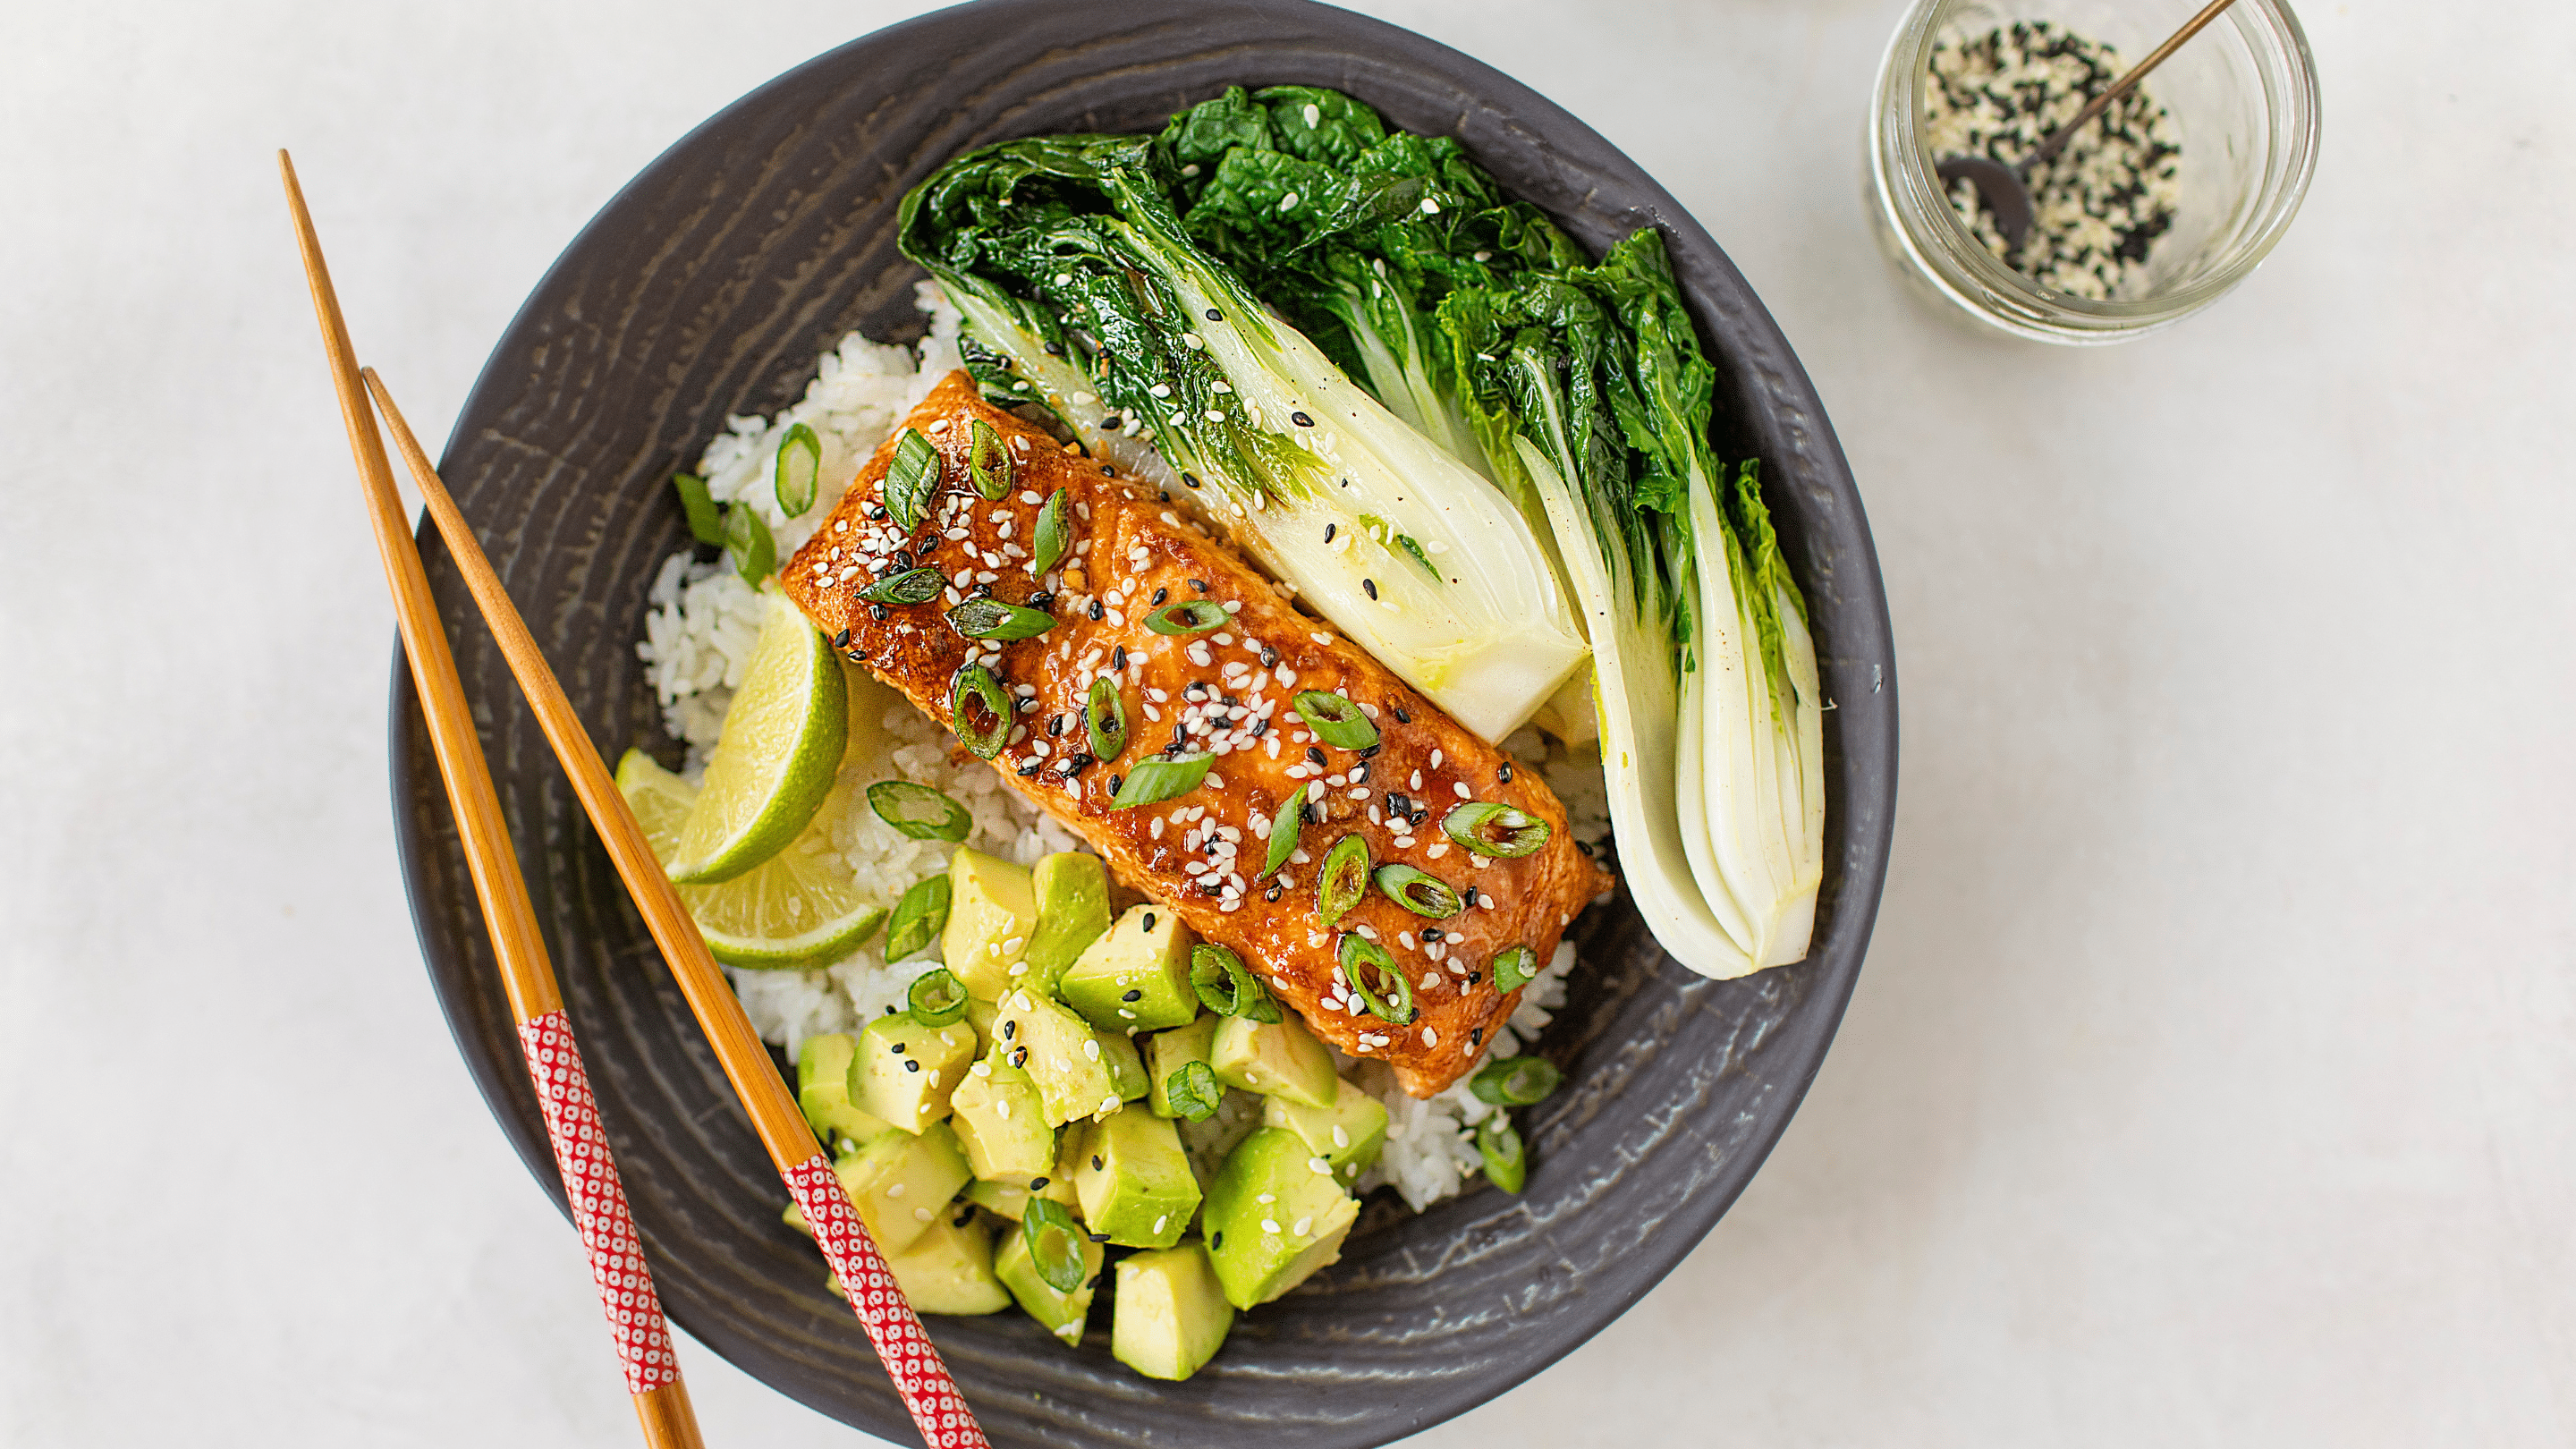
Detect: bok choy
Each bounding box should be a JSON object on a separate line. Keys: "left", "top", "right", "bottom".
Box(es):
{"left": 896, "top": 132, "right": 1589, "bottom": 743}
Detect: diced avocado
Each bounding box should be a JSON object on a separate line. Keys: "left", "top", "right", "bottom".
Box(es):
{"left": 993, "top": 1214, "right": 1106, "bottom": 1345}
{"left": 847, "top": 1014, "right": 977, "bottom": 1134}
{"left": 835, "top": 1120, "right": 973, "bottom": 1256}
{"left": 1057, "top": 904, "right": 1197, "bottom": 1032}
{"left": 1145, "top": 1016, "right": 1218, "bottom": 1119}
{"left": 1021, "top": 852, "right": 1113, "bottom": 994}
{"left": 942, "top": 847, "right": 1038, "bottom": 1000}
{"left": 965, "top": 996, "right": 1000, "bottom": 1055}
{"left": 1210, "top": 1013, "right": 1338, "bottom": 1108}
{"left": 1113, "top": 1241, "right": 1234, "bottom": 1381}
{"left": 962, "top": 1173, "right": 1077, "bottom": 1221}
{"left": 880, "top": 1208, "right": 1011, "bottom": 1316}
{"left": 995, "top": 988, "right": 1123, "bottom": 1126}
{"left": 1201, "top": 1127, "right": 1360, "bottom": 1309}
{"left": 948, "top": 1053, "right": 1056, "bottom": 1182}
{"left": 1261, "top": 1077, "right": 1389, "bottom": 1185}
{"left": 1070, "top": 1108, "right": 1201, "bottom": 1249}
{"left": 1095, "top": 1029, "right": 1149, "bottom": 1103}
{"left": 795, "top": 1033, "right": 895, "bottom": 1148}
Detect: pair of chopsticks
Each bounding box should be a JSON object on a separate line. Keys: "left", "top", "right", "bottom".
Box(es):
{"left": 282, "top": 151, "right": 989, "bottom": 1449}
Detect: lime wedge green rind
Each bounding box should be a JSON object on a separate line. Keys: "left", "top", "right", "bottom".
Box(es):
{"left": 667, "top": 592, "right": 850, "bottom": 884}
{"left": 619, "top": 750, "right": 888, "bottom": 970}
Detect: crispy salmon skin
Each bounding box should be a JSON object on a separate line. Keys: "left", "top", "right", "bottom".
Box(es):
{"left": 782, "top": 372, "right": 1607, "bottom": 1097}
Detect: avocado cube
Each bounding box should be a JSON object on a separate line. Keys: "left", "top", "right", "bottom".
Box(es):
{"left": 795, "top": 1033, "right": 895, "bottom": 1148}
{"left": 993, "top": 1215, "right": 1106, "bottom": 1345}
{"left": 835, "top": 1120, "right": 973, "bottom": 1257}
{"left": 948, "top": 1053, "right": 1057, "bottom": 1183}
{"left": 1209, "top": 1013, "right": 1338, "bottom": 1108}
{"left": 1095, "top": 1029, "right": 1150, "bottom": 1104}
{"left": 1202, "top": 1128, "right": 1360, "bottom": 1309}
{"left": 942, "top": 847, "right": 1038, "bottom": 1000}
{"left": 879, "top": 1208, "right": 1012, "bottom": 1316}
{"left": 1021, "top": 852, "right": 1113, "bottom": 994}
{"left": 1070, "top": 1108, "right": 1202, "bottom": 1249}
{"left": 1261, "top": 1077, "right": 1389, "bottom": 1185}
{"left": 1113, "top": 1241, "right": 1234, "bottom": 1381}
{"left": 995, "top": 989, "right": 1123, "bottom": 1127}
{"left": 1057, "top": 904, "right": 1197, "bottom": 1032}
{"left": 965, "top": 996, "right": 1000, "bottom": 1055}
{"left": 1145, "top": 1016, "right": 1218, "bottom": 1119}
{"left": 847, "top": 1014, "right": 977, "bottom": 1134}
{"left": 962, "top": 1174, "right": 1077, "bottom": 1221}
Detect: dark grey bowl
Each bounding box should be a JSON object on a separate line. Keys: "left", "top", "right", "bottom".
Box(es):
{"left": 392, "top": 1, "right": 1897, "bottom": 1444}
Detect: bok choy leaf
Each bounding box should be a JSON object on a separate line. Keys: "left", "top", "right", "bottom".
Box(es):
{"left": 897, "top": 133, "right": 1589, "bottom": 742}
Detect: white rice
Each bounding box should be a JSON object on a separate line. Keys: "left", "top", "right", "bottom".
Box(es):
{"left": 632, "top": 283, "right": 1594, "bottom": 1212}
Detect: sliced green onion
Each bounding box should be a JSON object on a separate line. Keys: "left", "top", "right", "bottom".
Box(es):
{"left": 671, "top": 472, "right": 725, "bottom": 545}
{"left": 1441, "top": 801, "right": 1552, "bottom": 858}
{"left": 951, "top": 665, "right": 1011, "bottom": 759}
{"left": 866, "top": 781, "right": 971, "bottom": 842}
{"left": 856, "top": 567, "right": 943, "bottom": 605}
{"left": 1336, "top": 934, "right": 1416, "bottom": 1025}
{"left": 1163, "top": 1060, "right": 1222, "bottom": 1123}
{"left": 885, "top": 874, "right": 951, "bottom": 961}
{"left": 1021, "top": 1199, "right": 1087, "bottom": 1292}
{"left": 1085, "top": 677, "right": 1127, "bottom": 761}
{"left": 967, "top": 418, "right": 1012, "bottom": 500}
{"left": 946, "top": 598, "right": 1056, "bottom": 640}
{"left": 884, "top": 428, "right": 940, "bottom": 532}
{"left": 1490, "top": 944, "right": 1538, "bottom": 994}
{"left": 775, "top": 421, "right": 822, "bottom": 517}
{"left": 1374, "top": 863, "right": 1462, "bottom": 919}
{"left": 723, "top": 503, "right": 775, "bottom": 585}
{"left": 1191, "top": 944, "right": 1282, "bottom": 1022}
{"left": 1258, "top": 792, "right": 1303, "bottom": 879}
{"left": 1317, "top": 835, "right": 1370, "bottom": 926}
{"left": 1144, "top": 600, "right": 1229, "bottom": 634}
{"left": 1476, "top": 1114, "right": 1527, "bottom": 1193}
{"left": 906, "top": 968, "right": 969, "bottom": 1027}
{"left": 1470, "top": 1054, "right": 1561, "bottom": 1106}
{"left": 1111, "top": 753, "right": 1212, "bottom": 809}
{"left": 1292, "top": 691, "right": 1379, "bottom": 750}
{"left": 1030, "top": 491, "right": 1072, "bottom": 575}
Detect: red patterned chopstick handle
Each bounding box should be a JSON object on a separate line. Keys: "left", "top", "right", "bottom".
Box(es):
{"left": 784, "top": 1155, "right": 991, "bottom": 1448}
{"left": 519, "top": 1011, "right": 682, "bottom": 1394}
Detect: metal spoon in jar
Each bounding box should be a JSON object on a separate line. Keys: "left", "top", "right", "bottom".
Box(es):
{"left": 1937, "top": 0, "right": 2240, "bottom": 253}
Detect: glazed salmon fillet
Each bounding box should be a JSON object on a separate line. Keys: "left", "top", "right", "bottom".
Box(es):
{"left": 782, "top": 372, "right": 1607, "bottom": 1097}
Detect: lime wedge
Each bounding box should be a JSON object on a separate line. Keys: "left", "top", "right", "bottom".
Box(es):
{"left": 667, "top": 591, "right": 849, "bottom": 884}
{"left": 618, "top": 750, "right": 889, "bottom": 970}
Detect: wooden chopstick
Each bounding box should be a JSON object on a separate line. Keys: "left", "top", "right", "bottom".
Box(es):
{"left": 280, "top": 150, "right": 705, "bottom": 1449}
{"left": 358, "top": 371, "right": 990, "bottom": 1448}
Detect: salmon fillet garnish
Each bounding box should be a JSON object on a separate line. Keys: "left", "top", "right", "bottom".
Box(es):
{"left": 782, "top": 371, "right": 1608, "bottom": 1097}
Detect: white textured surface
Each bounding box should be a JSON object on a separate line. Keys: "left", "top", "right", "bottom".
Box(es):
{"left": 3, "top": 1, "right": 2569, "bottom": 1445}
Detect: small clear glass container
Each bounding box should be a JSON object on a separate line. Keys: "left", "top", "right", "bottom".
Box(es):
{"left": 1868, "top": 0, "right": 2321, "bottom": 343}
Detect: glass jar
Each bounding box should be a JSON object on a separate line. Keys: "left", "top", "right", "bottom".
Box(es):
{"left": 1868, "top": 0, "right": 2321, "bottom": 343}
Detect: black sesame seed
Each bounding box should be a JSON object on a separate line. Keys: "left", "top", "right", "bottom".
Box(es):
{"left": 1043, "top": 339, "right": 1066, "bottom": 356}
{"left": 1101, "top": 414, "right": 1123, "bottom": 431}
{"left": 1350, "top": 763, "right": 1369, "bottom": 784}
{"left": 903, "top": 1058, "right": 921, "bottom": 1073}
{"left": 1016, "top": 759, "right": 1043, "bottom": 776}
{"left": 894, "top": 550, "right": 914, "bottom": 570}
{"left": 1091, "top": 1156, "right": 1105, "bottom": 1172}
{"left": 1259, "top": 647, "right": 1279, "bottom": 667}
{"left": 1015, "top": 697, "right": 1038, "bottom": 713}
{"left": 1003, "top": 1021, "right": 1016, "bottom": 1039}
{"left": 869, "top": 506, "right": 888, "bottom": 521}
{"left": 1108, "top": 774, "right": 1123, "bottom": 794}
{"left": 1089, "top": 599, "right": 1105, "bottom": 620}
{"left": 1047, "top": 714, "right": 1065, "bottom": 737}
{"left": 890, "top": 1042, "right": 906, "bottom": 1054}
{"left": 1122, "top": 988, "right": 1143, "bottom": 1002}
{"left": 1113, "top": 645, "right": 1129, "bottom": 670}
{"left": 1393, "top": 706, "right": 1411, "bottom": 724}
{"left": 1152, "top": 587, "right": 1169, "bottom": 606}
{"left": 1264, "top": 883, "right": 1283, "bottom": 902}
{"left": 1307, "top": 747, "right": 1326, "bottom": 767}
{"left": 1142, "top": 912, "right": 1157, "bottom": 932}
{"left": 1159, "top": 490, "right": 1172, "bottom": 504}
{"left": 1101, "top": 465, "right": 1116, "bottom": 478}
{"left": 1468, "top": 972, "right": 1482, "bottom": 987}
{"left": 971, "top": 583, "right": 993, "bottom": 599}
{"left": 1499, "top": 762, "right": 1515, "bottom": 783}
{"left": 1358, "top": 743, "right": 1380, "bottom": 760}
{"left": 1011, "top": 1046, "right": 1029, "bottom": 1067}
{"left": 1204, "top": 308, "right": 1222, "bottom": 321}
{"left": 1291, "top": 411, "right": 1314, "bottom": 428}
{"left": 832, "top": 629, "right": 851, "bottom": 648}
{"left": 1089, "top": 1233, "right": 1110, "bottom": 1244}
{"left": 1361, "top": 578, "right": 1378, "bottom": 600}
{"left": 1323, "top": 522, "right": 1336, "bottom": 544}
{"left": 1462, "top": 887, "right": 1479, "bottom": 905}
{"left": 869, "top": 604, "right": 889, "bottom": 622}
{"left": 1182, "top": 472, "right": 1201, "bottom": 489}
{"left": 1469, "top": 1027, "right": 1484, "bottom": 1047}
{"left": 1060, "top": 752, "right": 1093, "bottom": 775}
{"left": 1250, "top": 717, "right": 1268, "bottom": 736}
{"left": 1211, "top": 1231, "right": 1224, "bottom": 1250}
{"left": 1030, "top": 1176, "right": 1049, "bottom": 1190}
{"left": 1189, "top": 578, "right": 1208, "bottom": 593}
{"left": 1027, "top": 591, "right": 1054, "bottom": 611}
{"left": 1422, "top": 927, "right": 1444, "bottom": 941}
